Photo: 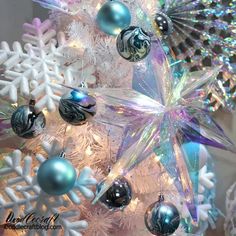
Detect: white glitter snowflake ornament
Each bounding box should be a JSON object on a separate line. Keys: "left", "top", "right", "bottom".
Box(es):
{"left": 0, "top": 139, "right": 97, "bottom": 236}
{"left": 0, "top": 18, "right": 96, "bottom": 112}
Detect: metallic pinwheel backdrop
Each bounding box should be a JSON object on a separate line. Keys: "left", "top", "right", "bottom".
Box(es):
{"left": 25, "top": 0, "right": 236, "bottom": 112}
{"left": 153, "top": 0, "right": 236, "bottom": 112}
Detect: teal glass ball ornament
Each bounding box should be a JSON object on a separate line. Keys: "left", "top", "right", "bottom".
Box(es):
{"left": 37, "top": 156, "right": 77, "bottom": 195}
{"left": 145, "top": 195, "right": 180, "bottom": 236}
{"left": 96, "top": 1, "right": 131, "bottom": 36}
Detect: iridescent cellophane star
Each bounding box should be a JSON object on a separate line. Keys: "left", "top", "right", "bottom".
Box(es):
{"left": 33, "top": 0, "right": 80, "bottom": 15}
{"left": 91, "top": 39, "right": 236, "bottom": 223}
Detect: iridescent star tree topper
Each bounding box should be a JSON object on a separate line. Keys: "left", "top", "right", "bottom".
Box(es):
{"left": 91, "top": 40, "right": 236, "bottom": 223}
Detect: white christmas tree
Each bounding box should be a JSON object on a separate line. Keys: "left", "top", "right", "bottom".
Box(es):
{"left": 0, "top": 0, "right": 235, "bottom": 235}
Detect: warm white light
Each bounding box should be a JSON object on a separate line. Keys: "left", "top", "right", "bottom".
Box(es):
{"left": 86, "top": 146, "right": 93, "bottom": 156}
{"left": 43, "top": 108, "right": 49, "bottom": 116}
{"left": 128, "top": 198, "right": 139, "bottom": 212}
{"left": 154, "top": 155, "right": 161, "bottom": 162}
{"left": 147, "top": 3, "right": 152, "bottom": 10}
{"left": 66, "top": 125, "right": 72, "bottom": 132}
{"left": 12, "top": 103, "right": 18, "bottom": 107}
{"left": 96, "top": 3, "right": 101, "bottom": 10}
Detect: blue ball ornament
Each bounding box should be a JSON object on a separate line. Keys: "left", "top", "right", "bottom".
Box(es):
{"left": 37, "top": 156, "right": 77, "bottom": 195}
{"left": 96, "top": 1, "right": 131, "bottom": 36}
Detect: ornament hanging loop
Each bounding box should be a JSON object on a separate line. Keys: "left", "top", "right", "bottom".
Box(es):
{"left": 59, "top": 151, "right": 66, "bottom": 159}
{"left": 29, "top": 99, "right": 36, "bottom": 109}
{"left": 158, "top": 162, "right": 164, "bottom": 196}
{"left": 158, "top": 194, "right": 165, "bottom": 203}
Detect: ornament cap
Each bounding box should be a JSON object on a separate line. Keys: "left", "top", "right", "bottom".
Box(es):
{"left": 59, "top": 151, "right": 66, "bottom": 158}
{"left": 158, "top": 194, "right": 165, "bottom": 203}
{"left": 29, "top": 99, "right": 36, "bottom": 107}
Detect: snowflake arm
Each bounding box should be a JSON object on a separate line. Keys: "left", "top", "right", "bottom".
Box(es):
{"left": 74, "top": 167, "right": 97, "bottom": 199}
{"left": 199, "top": 166, "right": 215, "bottom": 193}
{"left": 0, "top": 18, "right": 96, "bottom": 112}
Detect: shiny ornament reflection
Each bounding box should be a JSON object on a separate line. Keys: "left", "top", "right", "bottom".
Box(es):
{"left": 96, "top": 1, "right": 131, "bottom": 35}
{"left": 37, "top": 156, "right": 77, "bottom": 195}
{"left": 154, "top": 12, "right": 173, "bottom": 36}
{"left": 145, "top": 196, "right": 180, "bottom": 235}
{"left": 97, "top": 177, "right": 132, "bottom": 210}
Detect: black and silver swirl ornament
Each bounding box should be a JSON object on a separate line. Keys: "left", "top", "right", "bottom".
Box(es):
{"left": 145, "top": 195, "right": 180, "bottom": 236}
{"left": 11, "top": 103, "right": 46, "bottom": 139}
{"left": 59, "top": 90, "right": 96, "bottom": 126}
{"left": 116, "top": 26, "right": 151, "bottom": 62}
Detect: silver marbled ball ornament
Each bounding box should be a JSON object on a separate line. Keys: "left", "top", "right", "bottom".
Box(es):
{"left": 59, "top": 90, "right": 96, "bottom": 126}
{"left": 145, "top": 195, "right": 180, "bottom": 236}
{"left": 11, "top": 102, "right": 46, "bottom": 139}
{"left": 116, "top": 26, "right": 151, "bottom": 62}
